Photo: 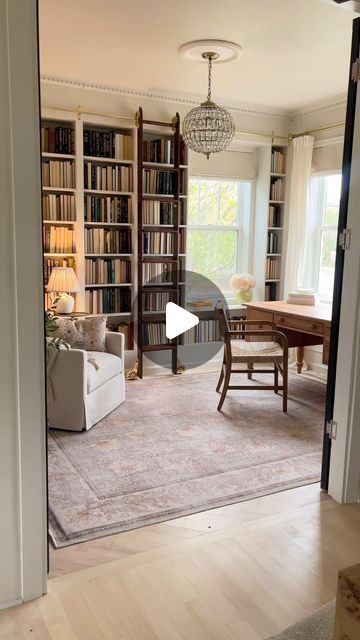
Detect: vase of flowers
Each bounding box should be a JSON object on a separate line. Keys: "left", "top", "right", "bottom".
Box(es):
{"left": 230, "top": 273, "right": 256, "bottom": 303}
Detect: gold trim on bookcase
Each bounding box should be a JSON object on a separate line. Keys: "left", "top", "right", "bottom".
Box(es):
{"left": 42, "top": 104, "right": 135, "bottom": 123}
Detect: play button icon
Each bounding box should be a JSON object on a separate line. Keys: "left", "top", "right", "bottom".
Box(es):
{"left": 166, "top": 302, "right": 199, "bottom": 340}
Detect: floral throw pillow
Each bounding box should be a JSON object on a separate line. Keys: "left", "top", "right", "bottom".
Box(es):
{"left": 78, "top": 317, "right": 107, "bottom": 352}
{"left": 47, "top": 316, "right": 107, "bottom": 352}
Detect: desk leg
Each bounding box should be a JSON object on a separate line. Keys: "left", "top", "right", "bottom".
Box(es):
{"left": 296, "top": 346, "right": 304, "bottom": 373}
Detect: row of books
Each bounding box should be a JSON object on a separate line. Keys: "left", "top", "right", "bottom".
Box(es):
{"left": 43, "top": 225, "right": 75, "bottom": 254}
{"left": 84, "top": 195, "right": 130, "bottom": 224}
{"left": 143, "top": 322, "right": 169, "bottom": 346}
{"left": 268, "top": 205, "right": 282, "bottom": 228}
{"left": 142, "top": 138, "right": 187, "bottom": 165}
{"left": 42, "top": 194, "right": 76, "bottom": 222}
{"left": 84, "top": 163, "right": 132, "bottom": 192}
{"left": 143, "top": 262, "right": 174, "bottom": 283}
{"left": 143, "top": 169, "right": 175, "bottom": 195}
{"left": 182, "top": 319, "right": 221, "bottom": 344}
{"left": 143, "top": 230, "right": 186, "bottom": 255}
{"left": 143, "top": 292, "right": 172, "bottom": 311}
{"left": 43, "top": 256, "right": 75, "bottom": 285}
{"left": 42, "top": 160, "right": 75, "bottom": 189}
{"left": 107, "top": 322, "right": 134, "bottom": 349}
{"left": 84, "top": 129, "right": 132, "bottom": 160}
{"left": 270, "top": 178, "right": 284, "bottom": 202}
{"left": 142, "top": 201, "right": 184, "bottom": 225}
{"left": 85, "top": 288, "right": 131, "bottom": 315}
{"left": 84, "top": 228, "right": 131, "bottom": 254}
{"left": 85, "top": 258, "right": 131, "bottom": 285}
{"left": 265, "top": 257, "right": 280, "bottom": 280}
{"left": 271, "top": 150, "right": 285, "bottom": 174}
{"left": 41, "top": 126, "right": 74, "bottom": 155}
{"left": 265, "top": 282, "right": 278, "bottom": 301}
{"left": 267, "top": 231, "right": 280, "bottom": 255}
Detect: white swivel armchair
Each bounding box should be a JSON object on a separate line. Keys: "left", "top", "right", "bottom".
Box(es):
{"left": 47, "top": 332, "right": 125, "bottom": 431}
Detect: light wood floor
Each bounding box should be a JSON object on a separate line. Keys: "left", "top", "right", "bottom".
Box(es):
{"left": 1, "top": 483, "right": 360, "bottom": 639}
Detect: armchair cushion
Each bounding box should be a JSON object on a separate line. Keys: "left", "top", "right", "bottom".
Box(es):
{"left": 86, "top": 350, "right": 122, "bottom": 393}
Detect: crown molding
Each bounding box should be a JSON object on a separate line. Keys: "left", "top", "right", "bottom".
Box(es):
{"left": 40, "top": 73, "right": 291, "bottom": 121}
{"left": 292, "top": 93, "right": 347, "bottom": 119}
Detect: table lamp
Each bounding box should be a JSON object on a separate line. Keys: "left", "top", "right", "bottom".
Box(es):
{"left": 47, "top": 267, "right": 80, "bottom": 313}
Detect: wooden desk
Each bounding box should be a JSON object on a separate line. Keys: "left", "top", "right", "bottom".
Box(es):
{"left": 246, "top": 301, "right": 332, "bottom": 373}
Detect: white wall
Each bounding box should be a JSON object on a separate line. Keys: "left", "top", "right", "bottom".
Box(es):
{"left": 0, "top": 0, "right": 47, "bottom": 609}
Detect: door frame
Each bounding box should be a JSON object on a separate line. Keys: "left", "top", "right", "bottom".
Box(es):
{"left": 321, "top": 17, "right": 360, "bottom": 492}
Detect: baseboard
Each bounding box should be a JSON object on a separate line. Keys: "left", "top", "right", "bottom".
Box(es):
{"left": 0, "top": 598, "right": 23, "bottom": 611}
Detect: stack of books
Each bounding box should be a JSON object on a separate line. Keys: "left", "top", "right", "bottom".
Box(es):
{"left": 287, "top": 290, "right": 320, "bottom": 306}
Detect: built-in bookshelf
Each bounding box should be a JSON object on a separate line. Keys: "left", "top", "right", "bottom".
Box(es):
{"left": 265, "top": 145, "right": 286, "bottom": 301}
{"left": 41, "top": 111, "right": 136, "bottom": 342}
{"left": 83, "top": 123, "right": 134, "bottom": 319}
{"left": 136, "top": 107, "right": 188, "bottom": 377}
{"left": 41, "top": 119, "right": 77, "bottom": 311}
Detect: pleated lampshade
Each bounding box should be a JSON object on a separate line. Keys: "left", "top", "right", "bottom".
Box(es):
{"left": 47, "top": 267, "right": 80, "bottom": 293}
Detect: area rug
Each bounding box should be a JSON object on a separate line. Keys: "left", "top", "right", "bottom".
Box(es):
{"left": 267, "top": 601, "right": 335, "bottom": 640}
{"left": 48, "top": 372, "right": 326, "bottom": 547}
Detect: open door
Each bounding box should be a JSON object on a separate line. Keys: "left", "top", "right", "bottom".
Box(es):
{"left": 321, "top": 16, "right": 360, "bottom": 489}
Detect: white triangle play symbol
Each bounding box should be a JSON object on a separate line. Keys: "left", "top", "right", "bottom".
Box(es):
{"left": 166, "top": 302, "right": 199, "bottom": 339}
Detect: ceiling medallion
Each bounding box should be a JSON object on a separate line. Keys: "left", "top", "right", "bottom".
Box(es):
{"left": 180, "top": 40, "right": 241, "bottom": 159}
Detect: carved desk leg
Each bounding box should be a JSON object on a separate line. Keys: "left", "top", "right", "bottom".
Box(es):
{"left": 296, "top": 346, "right": 304, "bottom": 373}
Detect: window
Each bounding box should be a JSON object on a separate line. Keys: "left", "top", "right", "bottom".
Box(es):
{"left": 187, "top": 178, "right": 252, "bottom": 298}
{"left": 309, "top": 173, "right": 341, "bottom": 303}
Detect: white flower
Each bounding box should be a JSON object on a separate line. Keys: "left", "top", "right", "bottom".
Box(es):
{"left": 230, "top": 273, "right": 256, "bottom": 291}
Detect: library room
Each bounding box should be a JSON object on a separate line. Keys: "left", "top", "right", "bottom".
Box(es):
{"left": 2, "top": 1, "right": 360, "bottom": 638}
{"left": 40, "top": 0, "right": 350, "bottom": 561}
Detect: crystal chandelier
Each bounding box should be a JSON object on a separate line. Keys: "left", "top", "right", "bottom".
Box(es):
{"left": 182, "top": 52, "right": 235, "bottom": 159}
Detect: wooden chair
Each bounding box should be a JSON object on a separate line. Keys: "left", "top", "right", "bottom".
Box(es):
{"left": 216, "top": 308, "right": 289, "bottom": 412}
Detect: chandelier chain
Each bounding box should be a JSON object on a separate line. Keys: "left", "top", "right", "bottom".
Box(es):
{"left": 207, "top": 57, "right": 212, "bottom": 102}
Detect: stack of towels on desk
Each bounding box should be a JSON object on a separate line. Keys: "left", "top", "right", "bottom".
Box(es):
{"left": 287, "top": 289, "right": 320, "bottom": 306}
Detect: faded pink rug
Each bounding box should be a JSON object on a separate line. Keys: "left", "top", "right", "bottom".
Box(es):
{"left": 48, "top": 372, "right": 325, "bottom": 547}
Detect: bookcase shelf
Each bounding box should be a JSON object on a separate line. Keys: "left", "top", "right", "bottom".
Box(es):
{"left": 42, "top": 152, "right": 75, "bottom": 160}
{"left": 136, "top": 106, "right": 188, "bottom": 377}
{"left": 84, "top": 189, "right": 132, "bottom": 196}
{"left": 84, "top": 222, "right": 131, "bottom": 227}
{"left": 83, "top": 156, "right": 133, "bottom": 166}
{"left": 85, "top": 283, "right": 132, "bottom": 288}
{"left": 42, "top": 187, "right": 75, "bottom": 193}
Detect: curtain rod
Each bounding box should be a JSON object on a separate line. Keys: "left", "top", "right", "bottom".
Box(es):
{"left": 42, "top": 104, "right": 288, "bottom": 143}
{"left": 288, "top": 121, "right": 345, "bottom": 141}
{"left": 43, "top": 105, "right": 345, "bottom": 143}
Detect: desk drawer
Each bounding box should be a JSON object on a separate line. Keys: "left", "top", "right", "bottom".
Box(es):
{"left": 274, "top": 313, "right": 324, "bottom": 336}
{"left": 246, "top": 309, "right": 274, "bottom": 327}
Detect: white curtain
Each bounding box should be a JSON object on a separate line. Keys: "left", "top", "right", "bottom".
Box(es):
{"left": 284, "top": 135, "right": 315, "bottom": 297}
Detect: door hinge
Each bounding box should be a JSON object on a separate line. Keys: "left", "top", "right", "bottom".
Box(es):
{"left": 352, "top": 58, "right": 360, "bottom": 83}
{"left": 339, "top": 228, "right": 351, "bottom": 250}
{"left": 326, "top": 419, "right": 337, "bottom": 440}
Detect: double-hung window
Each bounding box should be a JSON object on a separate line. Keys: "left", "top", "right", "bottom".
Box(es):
{"left": 186, "top": 178, "right": 252, "bottom": 299}
{"left": 308, "top": 173, "right": 341, "bottom": 303}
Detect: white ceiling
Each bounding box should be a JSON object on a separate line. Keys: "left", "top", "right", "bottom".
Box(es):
{"left": 39, "top": 0, "right": 356, "bottom": 114}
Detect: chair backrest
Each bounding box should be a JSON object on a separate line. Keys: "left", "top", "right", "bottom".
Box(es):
{"left": 216, "top": 306, "right": 231, "bottom": 338}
